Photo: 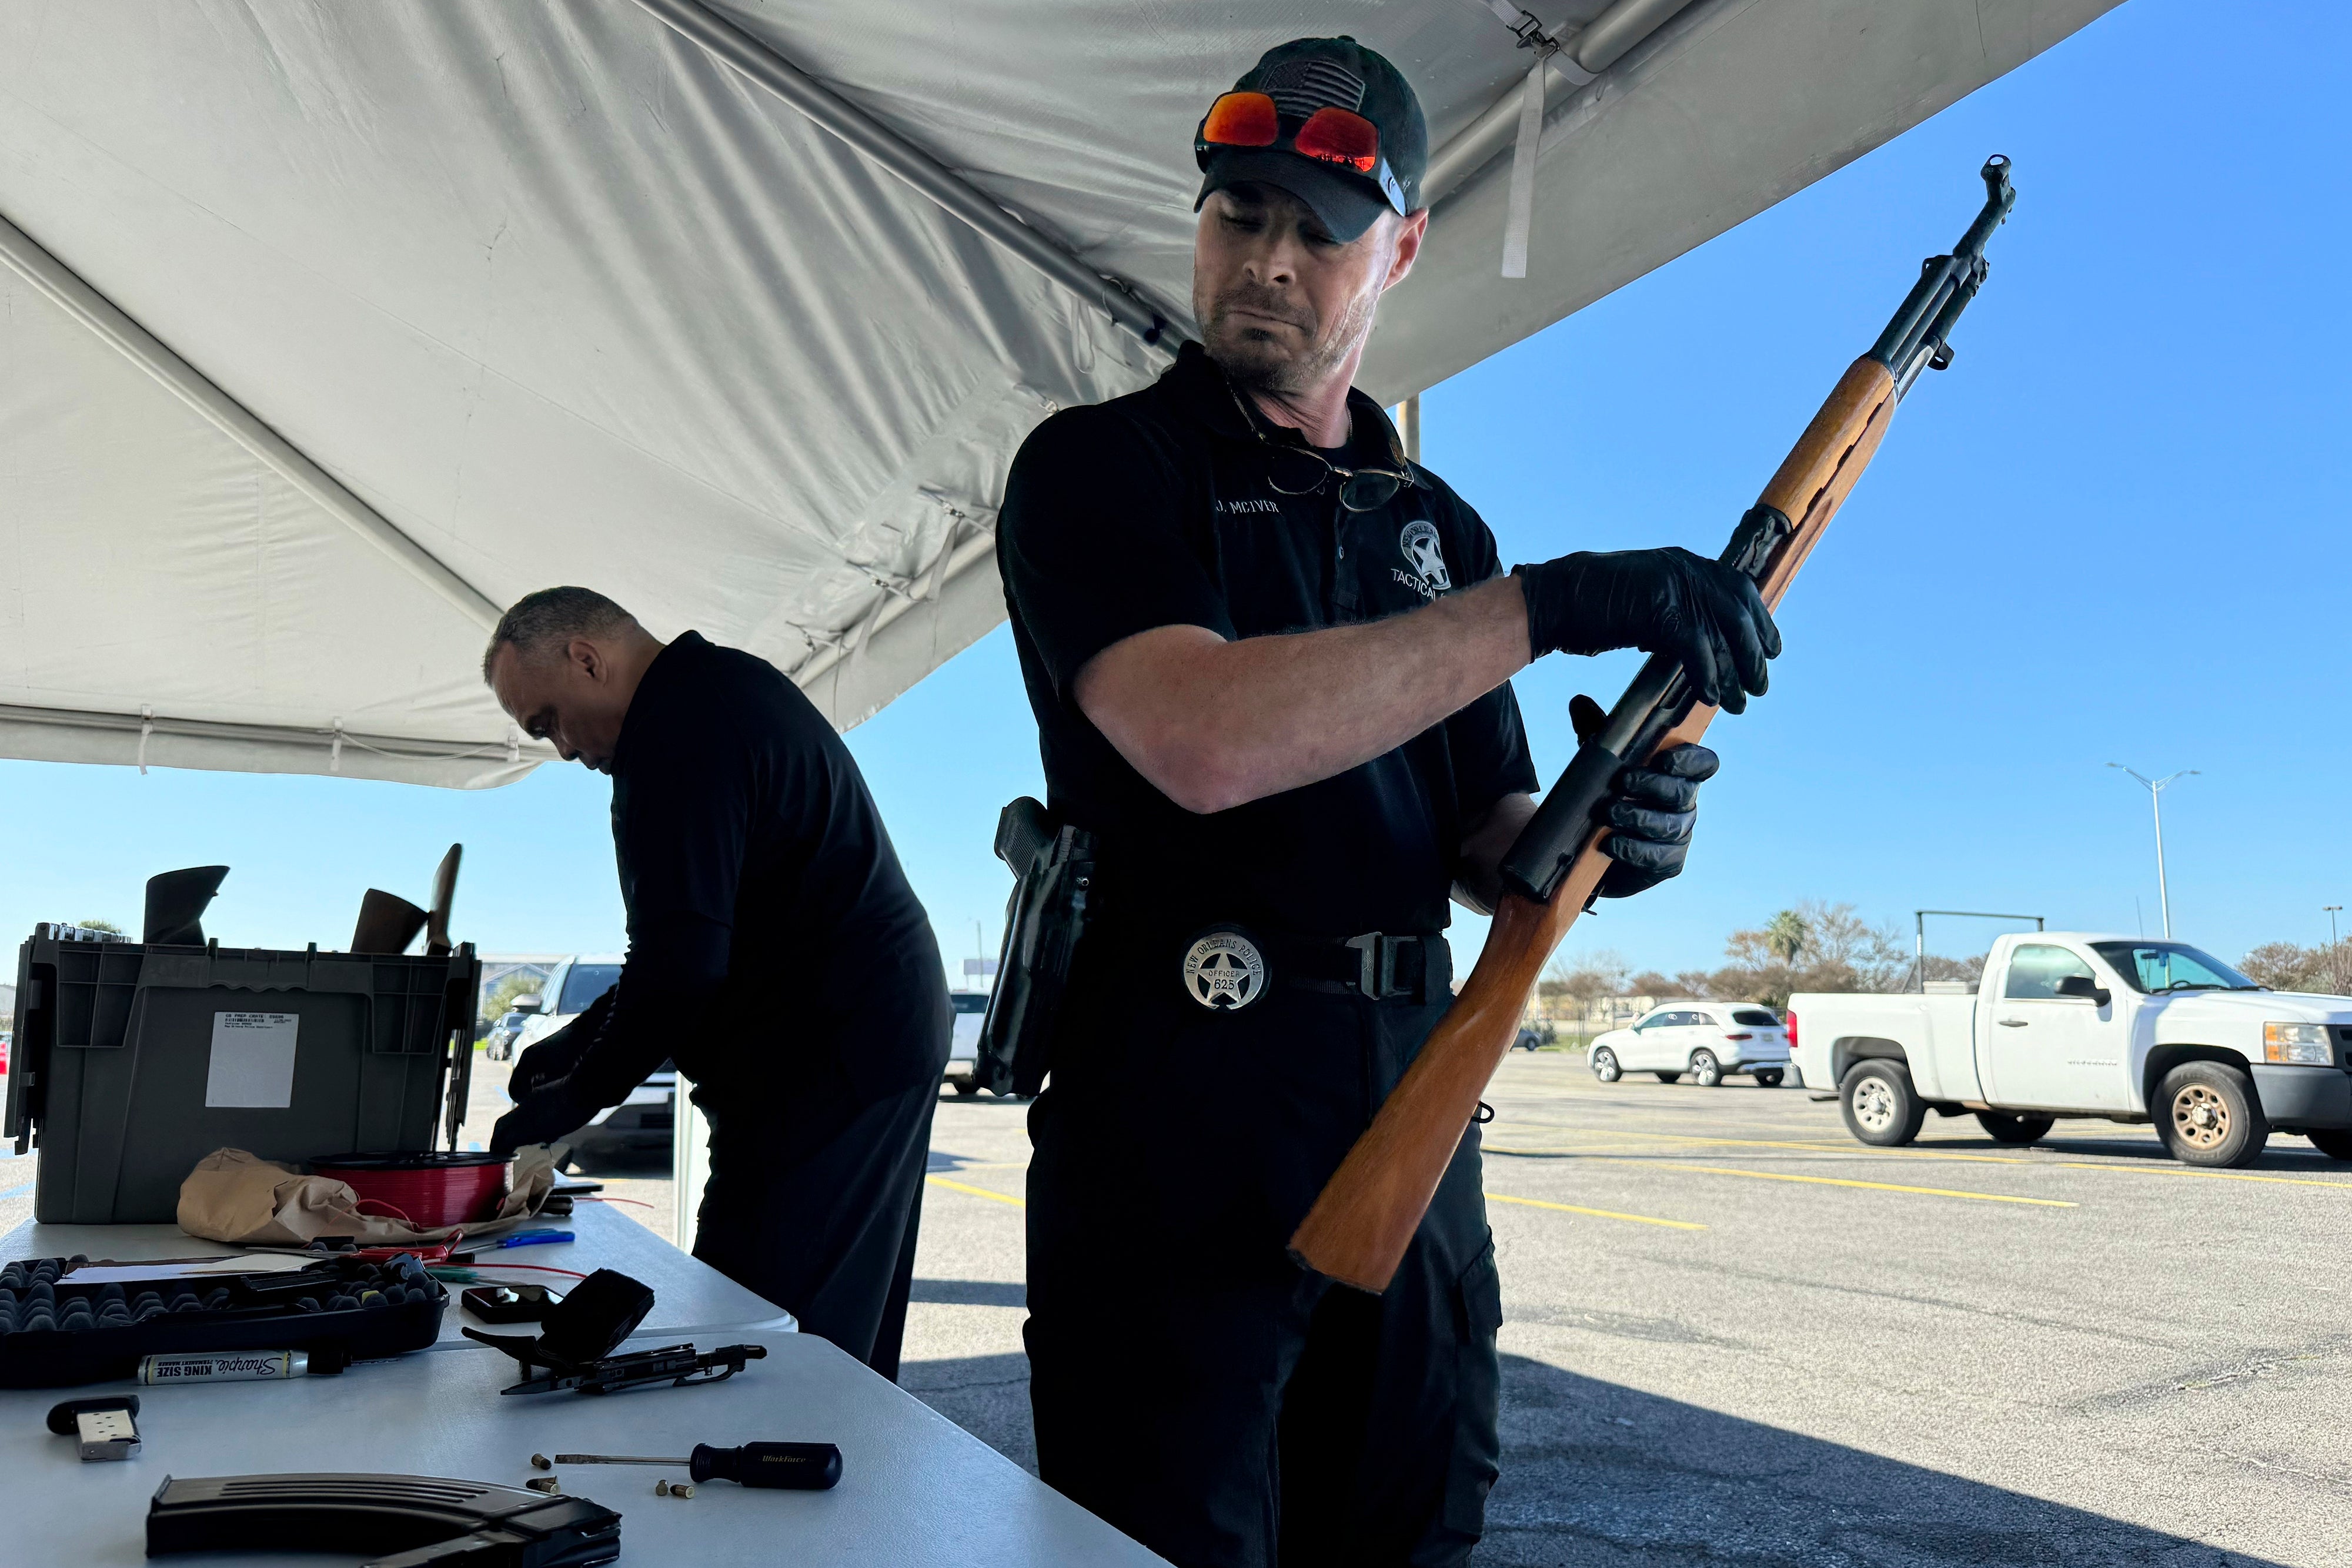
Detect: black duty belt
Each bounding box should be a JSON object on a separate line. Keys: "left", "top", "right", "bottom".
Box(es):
{"left": 1263, "top": 930, "right": 1452, "bottom": 1004}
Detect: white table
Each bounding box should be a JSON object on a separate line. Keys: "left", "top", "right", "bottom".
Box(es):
{"left": 1, "top": 1326, "right": 1168, "bottom": 1566}
{"left": 0, "top": 1201, "right": 795, "bottom": 1347}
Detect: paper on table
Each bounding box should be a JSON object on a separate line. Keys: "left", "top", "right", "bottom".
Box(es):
{"left": 65, "top": 1255, "right": 316, "bottom": 1284}
{"left": 205, "top": 1012, "right": 299, "bottom": 1108}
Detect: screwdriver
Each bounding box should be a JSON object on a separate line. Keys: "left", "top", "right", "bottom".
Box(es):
{"left": 546, "top": 1442, "right": 842, "bottom": 1490}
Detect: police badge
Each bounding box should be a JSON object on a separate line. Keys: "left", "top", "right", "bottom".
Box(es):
{"left": 1182, "top": 926, "right": 1268, "bottom": 1011}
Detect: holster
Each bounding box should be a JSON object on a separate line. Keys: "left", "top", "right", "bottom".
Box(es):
{"left": 976, "top": 797, "right": 1096, "bottom": 1098}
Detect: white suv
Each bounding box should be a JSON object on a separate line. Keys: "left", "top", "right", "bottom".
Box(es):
{"left": 1589, "top": 1002, "right": 1790, "bottom": 1088}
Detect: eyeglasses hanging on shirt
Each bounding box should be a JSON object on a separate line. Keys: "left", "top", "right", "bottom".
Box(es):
{"left": 1227, "top": 386, "right": 1414, "bottom": 513}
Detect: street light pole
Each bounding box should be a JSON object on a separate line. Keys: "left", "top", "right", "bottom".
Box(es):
{"left": 2327, "top": 906, "right": 2343, "bottom": 994}
{"left": 2107, "top": 764, "right": 2198, "bottom": 938}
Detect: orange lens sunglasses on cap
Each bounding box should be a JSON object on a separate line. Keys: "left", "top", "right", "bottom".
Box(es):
{"left": 1195, "top": 91, "right": 1409, "bottom": 216}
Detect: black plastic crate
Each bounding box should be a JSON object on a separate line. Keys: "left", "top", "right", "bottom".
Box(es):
{"left": 4, "top": 927, "right": 479, "bottom": 1223}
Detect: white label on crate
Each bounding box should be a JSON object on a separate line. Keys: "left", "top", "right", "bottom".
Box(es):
{"left": 205, "top": 1012, "right": 299, "bottom": 1108}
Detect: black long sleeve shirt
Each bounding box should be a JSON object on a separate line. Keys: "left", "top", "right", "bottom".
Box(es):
{"left": 523, "top": 632, "right": 947, "bottom": 1131}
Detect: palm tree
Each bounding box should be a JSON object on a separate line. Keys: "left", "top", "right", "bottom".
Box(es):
{"left": 1763, "top": 909, "right": 1808, "bottom": 964}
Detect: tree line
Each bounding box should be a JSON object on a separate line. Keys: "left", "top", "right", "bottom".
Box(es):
{"left": 1539, "top": 900, "right": 2351, "bottom": 1016}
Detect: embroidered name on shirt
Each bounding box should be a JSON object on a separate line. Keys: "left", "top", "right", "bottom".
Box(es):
{"left": 1216, "top": 497, "right": 1282, "bottom": 515}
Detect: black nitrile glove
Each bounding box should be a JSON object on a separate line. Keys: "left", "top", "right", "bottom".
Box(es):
{"left": 507, "top": 985, "right": 612, "bottom": 1100}
{"left": 1514, "top": 547, "right": 1781, "bottom": 713}
{"left": 1569, "top": 693, "right": 1719, "bottom": 900}
{"left": 507, "top": 1029, "right": 584, "bottom": 1104}
{"left": 491, "top": 1078, "right": 596, "bottom": 1158}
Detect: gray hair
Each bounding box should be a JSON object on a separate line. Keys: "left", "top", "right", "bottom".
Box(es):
{"left": 482, "top": 586, "right": 639, "bottom": 683}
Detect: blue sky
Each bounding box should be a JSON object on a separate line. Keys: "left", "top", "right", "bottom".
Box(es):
{"left": 4, "top": 0, "right": 2345, "bottom": 984}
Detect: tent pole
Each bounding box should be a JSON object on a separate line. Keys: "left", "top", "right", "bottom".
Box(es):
{"left": 630, "top": 0, "right": 1187, "bottom": 348}
{"left": 0, "top": 700, "right": 544, "bottom": 764}
{"left": 0, "top": 212, "right": 502, "bottom": 631}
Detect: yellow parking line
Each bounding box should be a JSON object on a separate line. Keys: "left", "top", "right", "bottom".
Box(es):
{"left": 927, "top": 1175, "right": 1025, "bottom": 1208}
{"left": 1485, "top": 1192, "right": 1706, "bottom": 1231}
{"left": 1661, "top": 1162, "right": 2074, "bottom": 1207}
{"left": 1494, "top": 1126, "right": 2037, "bottom": 1162}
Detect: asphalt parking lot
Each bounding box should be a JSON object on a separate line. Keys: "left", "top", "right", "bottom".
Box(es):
{"left": 909, "top": 1052, "right": 2352, "bottom": 1567}
{"left": 6, "top": 1051, "right": 2342, "bottom": 1565}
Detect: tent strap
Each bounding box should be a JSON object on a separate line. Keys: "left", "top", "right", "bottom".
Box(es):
{"left": 0, "top": 212, "right": 503, "bottom": 631}
{"left": 629, "top": 0, "right": 1188, "bottom": 348}
{"left": 1426, "top": 0, "right": 1704, "bottom": 208}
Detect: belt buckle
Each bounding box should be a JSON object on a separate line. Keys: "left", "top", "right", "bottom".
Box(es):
{"left": 1344, "top": 932, "right": 1415, "bottom": 1002}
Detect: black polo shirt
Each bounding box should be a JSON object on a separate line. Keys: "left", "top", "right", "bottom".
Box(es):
{"left": 997, "top": 342, "right": 1538, "bottom": 941}
{"left": 559, "top": 631, "right": 948, "bottom": 1114}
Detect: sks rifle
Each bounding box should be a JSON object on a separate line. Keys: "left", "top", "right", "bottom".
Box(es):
{"left": 1291, "top": 155, "right": 2018, "bottom": 1293}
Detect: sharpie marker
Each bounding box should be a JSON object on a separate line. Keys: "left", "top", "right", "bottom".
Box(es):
{"left": 138, "top": 1350, "right": 339, "bottom": 1385}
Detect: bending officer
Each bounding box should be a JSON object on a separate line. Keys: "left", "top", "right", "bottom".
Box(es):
{"left": 995, "top": 38, "right": 1778, "bottom": 1566}
{"left": 483, "top": 587, "right": 950, "bottom": 1380}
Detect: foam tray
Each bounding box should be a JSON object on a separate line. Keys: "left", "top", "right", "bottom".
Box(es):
{"left": 0, "top": 1254, "right": 446, "bottom": 1388}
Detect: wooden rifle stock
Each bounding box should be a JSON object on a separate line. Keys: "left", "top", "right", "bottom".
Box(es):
{"left": 1289, "top": 158, "right": 2016, "bottom": 1293}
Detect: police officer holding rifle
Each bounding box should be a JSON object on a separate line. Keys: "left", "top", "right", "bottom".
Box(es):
{"left": 994, "top": 37, "right": 1777, "bottom": 1567}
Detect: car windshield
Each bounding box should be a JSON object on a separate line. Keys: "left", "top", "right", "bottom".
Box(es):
{"left": 1731, "top": 1009, "right": 1779, "bottom": 1027}
{"left": 557, "top": 964, "right": 623, "bottom": 1014}
{"left": 2087, "top": 942, "right": 2259, "bottom": 994}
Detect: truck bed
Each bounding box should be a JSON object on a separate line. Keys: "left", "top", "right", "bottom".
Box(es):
{"left": 1790, "top": 992, "right": 1980, "bottom": 1101}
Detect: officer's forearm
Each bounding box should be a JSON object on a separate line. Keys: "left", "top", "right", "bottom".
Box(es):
{"left": 1075, "top": 576, "right": 1530, "bottom": 815}
{"left": 1451, "top": 793, "right": 1537, "bottom": 914}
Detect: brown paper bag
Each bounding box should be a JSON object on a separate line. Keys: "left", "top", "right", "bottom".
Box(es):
{"left": 176, "top": 1146, "right": 558, "bottom": 1246}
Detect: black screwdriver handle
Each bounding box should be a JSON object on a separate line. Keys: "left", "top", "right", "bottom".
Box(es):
{"left": 690, "top": 1440, "right": 844, "bottom": 1489}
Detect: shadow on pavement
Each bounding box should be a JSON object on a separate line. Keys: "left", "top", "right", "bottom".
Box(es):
{"left": 1483, "top": 1353, "right": 2284, "bottom": 1567}
{"left": 902, "top": 1346, "right": 2284, "bottom": 1566}
{"left": 901, "top": 1350, "right": 1037, "bottom": 1475}
{"left": 910, "top": 1278, "right": 1027, "bottom": 1308}
{"left": 2016, "top": 1133, "right": 2352, "bottom": 1171}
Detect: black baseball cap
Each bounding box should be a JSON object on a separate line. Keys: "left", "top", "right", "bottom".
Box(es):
{"left": 1194, "top": 36, "right": 1428, "bottom": 243}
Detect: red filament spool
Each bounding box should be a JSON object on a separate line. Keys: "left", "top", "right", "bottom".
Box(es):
{"left": 310, "top": 1152, "right": 511, "bottom": 1228}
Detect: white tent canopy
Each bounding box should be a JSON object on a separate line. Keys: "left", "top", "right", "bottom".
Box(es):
{"left": 0, "top": 0, "right": 2116, "bottom": 787}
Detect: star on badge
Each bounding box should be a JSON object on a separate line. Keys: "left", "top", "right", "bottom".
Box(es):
{"left": 1198, "top": 951, "right": 1251, "bottom": 1005}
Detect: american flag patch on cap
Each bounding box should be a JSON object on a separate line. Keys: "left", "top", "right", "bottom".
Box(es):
{"left": 1259, "top": 58, "right": 1366, "bottom": 118}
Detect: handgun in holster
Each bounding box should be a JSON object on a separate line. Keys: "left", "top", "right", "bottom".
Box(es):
{"left": 976, "top": 797, "right": 1096, "bottom": 1098}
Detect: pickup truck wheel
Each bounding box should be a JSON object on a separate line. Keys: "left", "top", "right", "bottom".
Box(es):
{"left": 1688, "top": 1050, "right": 1723, "bottom": 1088}
{"left": 1840, "top": 1060, "right": 1926, "bottom": 1146}
{"left": 1653, "top": 1072, "right": 1683, "bottom": 1084}
{"left": 1753, "top": 1069, "right": 1785, "bottom": 1088}
{"left": 1591, "top": 1046, "right": 1622, "bottom": 1082}
{"left": 2157, "top": 1062, "right": 2269, "bottom": 1168}
{"left": 1974, "top": 1110, "right": 2054, "bottom": 1146}
{"left": 951, "top": 1076, "right": 980, "bottom": 1097}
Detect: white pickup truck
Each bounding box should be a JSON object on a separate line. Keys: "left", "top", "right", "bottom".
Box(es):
{"left": 1789, "top": 934, "right": 2352, "bottom": 1168}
